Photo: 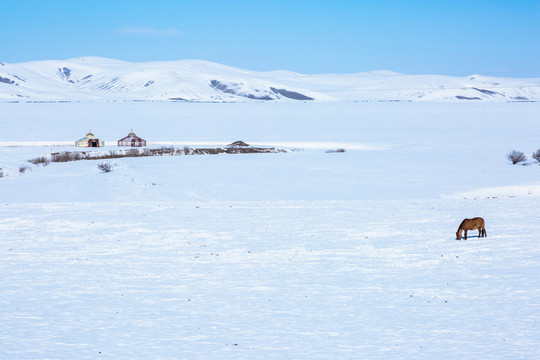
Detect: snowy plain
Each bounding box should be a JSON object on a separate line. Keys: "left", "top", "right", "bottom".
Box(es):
{"left": 1, "top": 101, "right": 539, "bottom": 359}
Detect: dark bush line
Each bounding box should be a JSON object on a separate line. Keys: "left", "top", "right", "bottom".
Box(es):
{"left": 26, "top": 145, "right": 285, "bottom": 166}
{"left": 196, "top": 147, "right": 284, "bottom": 155}
{"left": 48, "top": 146, "right": 189, "bottom": 163}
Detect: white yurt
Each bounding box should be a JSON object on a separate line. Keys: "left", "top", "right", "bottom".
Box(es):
{"left": 75, "top": 131, "right": 104, "bottom": 147}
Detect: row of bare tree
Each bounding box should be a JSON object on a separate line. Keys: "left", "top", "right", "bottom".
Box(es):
{"left": 507, "top": 149, "right": 540, "bottom": 165}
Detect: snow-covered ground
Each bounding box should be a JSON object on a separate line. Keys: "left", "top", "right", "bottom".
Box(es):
{"left": 1, "top": 101, "right": 539, "bottom": 359}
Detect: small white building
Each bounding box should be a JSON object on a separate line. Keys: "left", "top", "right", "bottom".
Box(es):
{"left": 75, "top": 131, "right": 104, "bottom": 147}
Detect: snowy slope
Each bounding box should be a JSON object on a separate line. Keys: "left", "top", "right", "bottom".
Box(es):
{"left": 1, "top": 57, "right": 539, "bottom": 102}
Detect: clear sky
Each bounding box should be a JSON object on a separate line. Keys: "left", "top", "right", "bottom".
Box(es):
{"left": 1, "top": 0, "right": 539, "bottom": 77}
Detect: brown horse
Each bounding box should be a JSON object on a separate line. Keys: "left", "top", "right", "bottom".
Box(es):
{"left": 456, "top": 217, "right": 487, "bottom": 240}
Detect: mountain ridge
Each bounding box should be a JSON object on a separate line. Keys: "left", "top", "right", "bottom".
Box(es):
{"left": 1, "top": 57, "right": 539, "bottom": 102}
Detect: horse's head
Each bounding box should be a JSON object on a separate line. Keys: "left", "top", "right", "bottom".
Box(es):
{"left": 456, "top": 230, "right": 462, "bottom": 240}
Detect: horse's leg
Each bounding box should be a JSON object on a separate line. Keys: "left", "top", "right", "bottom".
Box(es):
{"left": 478, "top": 228, "right": 482, "bottom": 237}
{"left": 464, "top": 230, "right": 468, "bottom": 240}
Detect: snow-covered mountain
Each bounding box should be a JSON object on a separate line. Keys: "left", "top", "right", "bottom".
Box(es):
{"left": 1, "top": 56, "right": 539, "bottom": 102}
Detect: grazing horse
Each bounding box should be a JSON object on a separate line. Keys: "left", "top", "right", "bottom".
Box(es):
{"left": 456, "top": 217, "right": 487, "bottom": 240}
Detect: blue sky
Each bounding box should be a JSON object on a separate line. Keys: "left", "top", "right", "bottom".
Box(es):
{"left": 1, "top": 0, "right": 539, "bottom": 76}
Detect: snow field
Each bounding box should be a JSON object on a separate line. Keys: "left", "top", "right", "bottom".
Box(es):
{"left": 1, "top": 199, "right": 539, "bottom": 359}
{"left": 1, "top": 101, "right": 539, "bottom": 358}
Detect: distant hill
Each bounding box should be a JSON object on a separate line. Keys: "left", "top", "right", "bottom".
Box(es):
{"left": 1, "top": 57, "right": 538, "bottom": 102}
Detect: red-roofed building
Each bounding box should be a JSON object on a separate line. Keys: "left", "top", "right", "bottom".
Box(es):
{"left": 118, "top": 131, "right": 147, "bottom": 147}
